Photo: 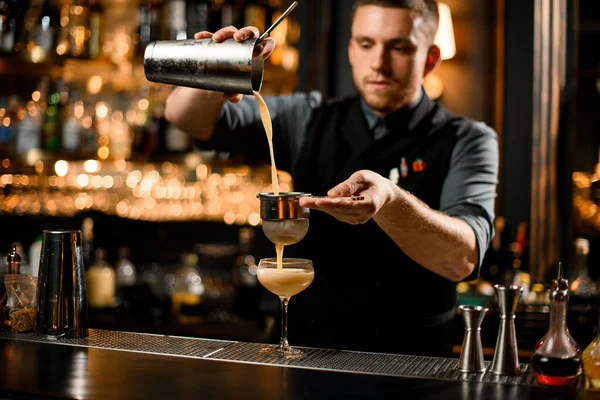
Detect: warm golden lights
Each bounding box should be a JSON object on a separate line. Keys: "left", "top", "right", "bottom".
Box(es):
{"left": 0, "top": 157, "right": 290, "bottom": 224}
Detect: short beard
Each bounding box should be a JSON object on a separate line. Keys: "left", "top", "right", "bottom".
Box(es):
{"left": 356, "top": 79, "right": 420, "bottom": 117}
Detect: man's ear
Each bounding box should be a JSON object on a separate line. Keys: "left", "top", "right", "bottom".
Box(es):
{"left": 424, "top": 45, "right": 442, "bottom": 77}
{"left": 348, "top": 38, "right": 354, "bottom": 67}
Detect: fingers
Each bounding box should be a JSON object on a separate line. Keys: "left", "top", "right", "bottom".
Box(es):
{"left": 328, "top": 180, "right": 362, "bottom": 198}
{"left": 194, "top": 31, "right": 213, "bottom": 39}
{"left": 213, "top": 26, "right": 262, "bottom": 43}
{"left": 299, "top": 196, "right": 364, "bottom": 209}
{"left": 212, "top": 26, "right": 241, "bottom": 42}
{"left": 223, "top": 93, "right": 244, "bottom": 103}
{"left": 328, "top": 170, "right": 379, "bottom": 197}
{"left": 234, "top": 26, "right": 260, "bottom": 41}
{"left": 253, "top": 38, "right": 276, "bottom": 59}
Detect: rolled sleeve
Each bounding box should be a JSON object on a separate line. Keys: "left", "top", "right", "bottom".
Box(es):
{"left": 440, "top": 121, "right": 499, "bottom": 279}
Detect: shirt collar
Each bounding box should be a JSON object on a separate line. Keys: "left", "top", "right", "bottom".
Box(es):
{"left": 360, "top": 87, "right": 424, "bottom": 131}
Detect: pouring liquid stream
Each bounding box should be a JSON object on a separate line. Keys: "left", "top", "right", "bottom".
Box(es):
{"left": 254, "top": 90, "right": 280, "bottom": 196}
{"left": 254, "top": 90, "right": 284, "bottom": 272}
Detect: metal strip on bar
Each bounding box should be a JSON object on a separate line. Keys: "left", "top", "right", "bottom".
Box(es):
{"left": 0, "top": 329, "right": 233, "bottom": 359}
{"left": 0, "top": 330, "right": 583, "bottom": 388}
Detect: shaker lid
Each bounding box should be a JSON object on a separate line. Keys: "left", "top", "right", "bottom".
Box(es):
{"left": 6, "top": 243, "right": 21, "bottom": 274}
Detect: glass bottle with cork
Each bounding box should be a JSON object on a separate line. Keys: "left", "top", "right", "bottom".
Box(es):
{"left": 530, "top": 262, "right": 582, "bottom": 386}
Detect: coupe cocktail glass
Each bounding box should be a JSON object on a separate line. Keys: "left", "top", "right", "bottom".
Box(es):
{"left": 257, "top": 257, "right": 314, "bottom": 359}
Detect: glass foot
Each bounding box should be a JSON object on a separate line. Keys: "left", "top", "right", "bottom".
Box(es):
{"left": 260, "top": 345, "right": 304, "bottom": 359}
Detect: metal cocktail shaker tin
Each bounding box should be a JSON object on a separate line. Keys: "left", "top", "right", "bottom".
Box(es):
{"left": 35, "top": 230, "right": 88, "bottom": 339}
{"left": 144, "top": 38, "right": 264, "bottom": 95}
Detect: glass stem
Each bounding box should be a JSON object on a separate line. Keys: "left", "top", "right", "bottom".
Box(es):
{"left": 279, "top": 296, "right": 290, "bottom": 349}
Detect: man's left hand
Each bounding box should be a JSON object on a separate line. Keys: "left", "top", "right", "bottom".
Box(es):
{"left": 298, "top": 170, "right": 395, "bottom": 225}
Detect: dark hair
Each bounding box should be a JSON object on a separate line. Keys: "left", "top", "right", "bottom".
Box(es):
{"left": 351, "top": 0, "right": 440, "bottom": 44}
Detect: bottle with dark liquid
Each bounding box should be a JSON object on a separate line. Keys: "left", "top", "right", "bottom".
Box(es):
{"left": 530, "top": 262, "right": 581, "bottom": 386}
{"left": 533, "top": 274, "right": 580, "bottom": 353}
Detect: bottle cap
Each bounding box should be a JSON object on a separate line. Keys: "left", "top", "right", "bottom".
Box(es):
{"left": 550, "top": 262, "right": 569, "bottom": 302}
{"left": 6, "top": 243, "right": 21, "bottom": 274}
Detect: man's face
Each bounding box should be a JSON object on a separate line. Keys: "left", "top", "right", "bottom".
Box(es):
{"left": 348, "top": 5, "right": 433, "bottom": 117}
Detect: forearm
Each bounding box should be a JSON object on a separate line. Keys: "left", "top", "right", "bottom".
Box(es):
{"left": 164, "top": 87, "right": 226, "bottom": 140}
{"left": 373, "top": 182, "right": 479, "bottom": 282}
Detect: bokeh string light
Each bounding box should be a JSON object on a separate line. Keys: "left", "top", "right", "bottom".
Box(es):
{"left": 0, "top": 159, "right": 291, "bottom": 226}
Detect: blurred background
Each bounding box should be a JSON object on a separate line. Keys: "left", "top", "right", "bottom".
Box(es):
{"left": 0, "top": 0, "right": 599, "bottom": 360}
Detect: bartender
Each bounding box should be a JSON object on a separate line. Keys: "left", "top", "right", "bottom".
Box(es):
{"left": 165, "top": 0, "right": 498, "bottom": 357}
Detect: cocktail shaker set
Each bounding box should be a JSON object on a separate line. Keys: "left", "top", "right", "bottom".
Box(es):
{"left": 457, "top": 285, "right": 523, "bottom": 375}
{"left": 2, "top": 231, "right": 89, "bottom": 338}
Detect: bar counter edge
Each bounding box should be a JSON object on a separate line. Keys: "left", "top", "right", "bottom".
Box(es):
{"left": 0, "top": 329, "right": 594, "bottom": 400}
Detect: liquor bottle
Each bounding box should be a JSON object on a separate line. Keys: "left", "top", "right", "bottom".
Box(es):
{"left": 592, "top": 146, "right": 600, "bottom": 207}
{"left": 0, "top": 96, "right": 11, "bottom": 157}
{"left": 28, "top": 234, "right": 42, "bottom": 278}
{"left": 583, "top": 309, "right": 600, "bottom": 388}
{"left": 186, "top": 0, "right": 210, "bottom": 38}
{"left": 15, "top": 0, "right": 40, "bottom": 57}
{"left": 85, "top": 248, "right": 116, "bottom": 309}
{"left": 165, "top": 122, "right": 190, "bottom": 153}
{"left": 31, "top": 0, "right": 59, "bottom": 63}
{"left": 62, "top": 99, "right": 81, "bottom": 153}
{"left": 55, "top": 2, "right": 70, "bottom": 56}
{"left": 244, "top": 0, "right": 266, "bottom": 34}
{"left": 531, "top": 263, "right": 582, "bottom": 386}
{"left": 168, "top": 0, "right": 187, "bottom": 40}
{"left": 82, "top": 217, "right": 94, "bottom": 267}
{"left": 115, "top": 247, "right": 137, "bottom": 288}
{"left": 1, "top": 0, "right": 28, "bottom": 53}
{"left": 15, "top": 100, "right": 42, "bottom": 155}
{"left": 41, "top": 78, "right": 63, "bottom": 150}
{"left": 137, "top": 0, "right": 161, "bottom": 52}
{"left": 570, "top": 238, "right": 598, "bottom": 297}
{"left": 515, "top": 221, "right": 529, "bottom": 270}
{"left": 232, "top": 227, "right": 262, "bottom": 320}
{"left": 172, "top": 253, "right": 205, "bottom": 324}
{"left": 207, "top": 1, "right": 224, "bottom": 33}
{"left": 533, "top": 273, "right": 580, "bottom": 352}
{"left": 69, "top": 0, "right": 90, "bottom": 58}
{"left": 88, "top": 0, "right": 103, "bottom": 59}
{"left": 138, "top": 105, "right": 162, "bottom": 157}
{"left": 221, "top": 1, "right": 234, "bottom": 27}
{"left": 503, "top": 242, "right": 522, "bottom": 287}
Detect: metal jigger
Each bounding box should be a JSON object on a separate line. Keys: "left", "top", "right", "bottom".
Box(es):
{"left": 257, "top": 192, "right": 310, "bottom": 245}
{"left": 457, "top": 305, "right": 488, "bottom": 373}
{"left": 490, "top": 285, "right": 523, "bottom": 375}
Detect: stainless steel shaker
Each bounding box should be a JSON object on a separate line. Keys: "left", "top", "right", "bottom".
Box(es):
{"left": 144, "top": 38, "right": 264, "bottom": 95}
{"left": 36, "top": 230, "right": 88, "bottom": 339}
{"left": 490, "top": 285, "right": 523, "bottom": 375}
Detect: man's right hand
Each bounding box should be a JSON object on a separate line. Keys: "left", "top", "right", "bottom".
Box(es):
{"left": 194, "top": 26, "right": 276, "bottom": 103}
